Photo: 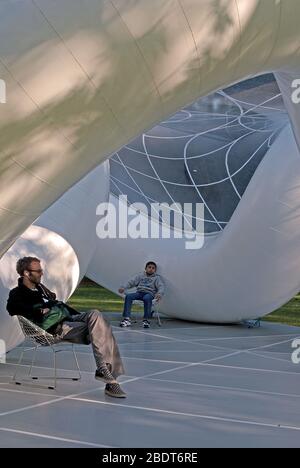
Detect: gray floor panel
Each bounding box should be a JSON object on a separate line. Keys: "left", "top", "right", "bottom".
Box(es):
{"left": 118, "top": 378, "right": 300, "bottom": 427}
{"left": 213, "top": 351, "right": 300, "bottom": 374}
{"left": 140, "top": 323, "right": 300, "bottom": 340}
{"left": 120, "top": 339, "right": 228, "bottom": 352}
{"left": 0, "top": 388, "right": 58, "bottom": 415}
{"left": 146, "top": 364, "right": 300, "bottom": 397}
{"left": 0, "top": 394, "right": 299, "bottom": 448}
{"left": 111, "top": 331, "right": 173, "bottom": 346}
{"left": 0, "top": 428, "right": 102, "bottom": 448}
{"left": 256, "top": 351, "right": 292, "bottom": 361}
{"left": 191, "top": 335, "right": 299, "bottom": 352}
{"left": 121, "top": 358, "right": 185, "bottom": 378}
{"left": 122, "top": 350, "right": 226, "bottom": 364}
{"left": 1, "top": 319, "right": 300, "bottom": 447}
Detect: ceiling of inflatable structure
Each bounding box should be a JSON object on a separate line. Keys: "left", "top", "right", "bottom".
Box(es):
{"left": 110, "top": 73, "right": 288, "bottom": 234}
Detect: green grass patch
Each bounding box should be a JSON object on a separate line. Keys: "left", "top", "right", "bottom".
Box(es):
{"left": 264, "top": 294, "right": 300, "bottom": 327}
{"left": 67, "top": 278, "right": 300, "bottom": 327}
{"left": 67, "top": 278, "right": 141, "bottom": 313}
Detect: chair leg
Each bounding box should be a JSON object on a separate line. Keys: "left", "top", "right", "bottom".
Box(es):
{"left": 48, "top": 349, "right": 57, "bottom": 390}
{"left": 12, "top": 344, "right": 81, "bottom": 390}
{"left": 157, "top": 311, "right": 162, "bottom": 327}
{"left": 28, "top": 346, "right": 38, "bottom": 378}
{"left": 12, "top": 348, "right": 25, "bottom": 384}
{"left": 152, "top": 305, "right": 162, "bottom": 327}
{"left": 71, "top": 345, "right": 81, "bottom": 381}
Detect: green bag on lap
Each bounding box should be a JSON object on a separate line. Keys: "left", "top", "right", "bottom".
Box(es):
{"left": 40, "top": 303, "right": 71, "bottom": 331}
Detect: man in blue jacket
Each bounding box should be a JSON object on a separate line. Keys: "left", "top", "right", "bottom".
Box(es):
{"left": 119, "top": 261, "right": 165, "bottom": 329}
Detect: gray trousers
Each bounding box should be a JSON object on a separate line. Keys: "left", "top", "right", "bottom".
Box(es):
{"left": 56, "top": 310, "right": 124, "bottom": 378}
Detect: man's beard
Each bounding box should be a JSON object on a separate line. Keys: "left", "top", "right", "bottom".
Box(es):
{"left": 32, "top": 278, "right": 41, "bottom": 285}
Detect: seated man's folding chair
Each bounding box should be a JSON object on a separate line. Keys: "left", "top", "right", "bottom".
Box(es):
{"left": 13, "top": 316, "right": 81, "bottom": 390}
{"left": 245, "top": 318, "right": 262, "bottom": 329}
{"left": 132, "top": 298, "right": 162, "bottom": 327}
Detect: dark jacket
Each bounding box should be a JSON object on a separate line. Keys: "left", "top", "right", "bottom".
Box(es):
{"left": 7, "top": 278, "right": 79, "bottom": 325}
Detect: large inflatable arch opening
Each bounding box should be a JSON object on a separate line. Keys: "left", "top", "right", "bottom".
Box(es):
{"left": 1, "top": 0, "right": 300, "bottom": 348}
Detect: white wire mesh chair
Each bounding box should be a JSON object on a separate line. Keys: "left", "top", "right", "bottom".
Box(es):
{"left": 132, "top": 298, "right": 162, "bottom": 327}
{"left": 13, "top": 316, "right": 81, "bottom": 390}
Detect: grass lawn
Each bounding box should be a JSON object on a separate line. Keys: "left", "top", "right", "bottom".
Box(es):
{"left": 67, "top": 278, "right": 300, "bottom": 327}
{"left": 67, "top": 278, "right": 139, "bottom": 314}
{"left": 263, "top": 295, "right": 300, "bottom": 327}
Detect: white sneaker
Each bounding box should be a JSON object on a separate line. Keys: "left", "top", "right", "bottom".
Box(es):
{"left": 143, "top": 320, "right": 150, "bottom": 329}
{"left": 120, "top": 318, "right": 131, "bottom": 328}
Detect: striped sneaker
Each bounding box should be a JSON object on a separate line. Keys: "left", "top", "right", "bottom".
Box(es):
{"left": 120, "top": 318, "right": 131, "bottom": 328}
{"left": 143, "top": 319, "right": 150, "bottom": 329}
{"left": 95, "top": 364, "right": 116, "bottom": 384}
{"left": 105, "top": 383, "right": 127, "bottom": 398}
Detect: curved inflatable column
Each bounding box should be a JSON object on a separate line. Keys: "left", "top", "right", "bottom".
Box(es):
{"left": 0, "top": 162, "right": 109, "bottom": 350}
{"left": 1, "top": 0, "right": 300, "bottom": 257}
{"left": 36, "top": 161, "right": 110, "bottom": 282}
{"left": 87, "top": 125, "right": 300, "bottom": 323}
